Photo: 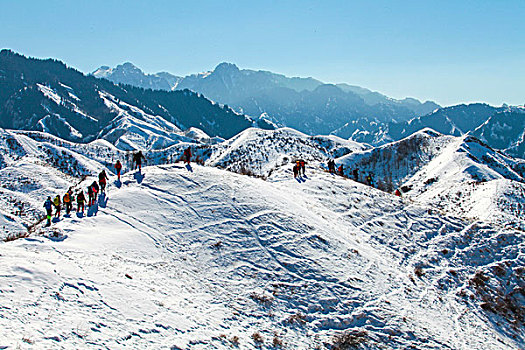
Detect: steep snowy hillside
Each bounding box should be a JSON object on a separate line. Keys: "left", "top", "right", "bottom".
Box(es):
{"left": 1, "top": 163, "right": 523, "bottom": 349}
{"left": 94, "top": 91, "right": 194, "bottom": 150}
{"left": 472, "top": 107, "right": 525, "bottom": 159}
{"left": 337, "top": 129, "right": 525, "bottom": 228}
{"left": 0, "top": 129, "right": 120, "bottom": 238}
{"left": 207, "top": 128, "right": 368, "bottom": 178}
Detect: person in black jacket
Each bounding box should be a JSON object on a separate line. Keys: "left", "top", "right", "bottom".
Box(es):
{"left": 133, "top": 151, "right": 145, "bottom": 170}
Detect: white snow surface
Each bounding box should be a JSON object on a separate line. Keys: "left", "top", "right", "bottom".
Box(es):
{"left": 208, "top": 127, "right": 368, "bottom": 178}
{"left": 0, "top": 127, "right": 524, "bottom": 349}
{"left": 37, "top": 83, "right": 62, "bottom": 106}
{"left": 337, "top": 128, "right": 525, "bottom": 228}
{"left": 97, "top": 91, "right": 192, "bottom": 151}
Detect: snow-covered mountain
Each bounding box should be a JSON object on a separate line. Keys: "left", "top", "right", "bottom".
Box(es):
{"left": 336, "top": 128, "right": 525, "bottom": 228}
{"left": 1, "top": 125, "right": 523, "bottom": 349}
{"left": 93, "top": 62, "right": 440, "bottom": 135}
{"left": 338, "top": 103, "right": 502, "bottom": 144}
{"left": 0, "top": 50, "right": 273, "bottom": 150}
{"left": 93, "top": 62, "right": 181, "bottom": 91}
{"left": 94, "top": 61, "right": 525, "bottom": 161}
{"left": 341, "top": 103, "right": 525, "bottom": 160}
{"left": 208, "top": 127, "right": 368, "bottom": 179}
{"left": 472, "top": 107, "right": 525, "bottom": 160}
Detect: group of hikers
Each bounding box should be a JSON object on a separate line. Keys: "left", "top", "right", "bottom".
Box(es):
{"left": 42, "top": 146, "right": 402, "bottom": 226}
{"left": 292, "top": 159, "right": 307, "bottom": 178}
{"left": 326, "top": 159, "right": 374, "bottom": 187}
{"left": 42, "top": 148, "right": 193, "bottom": 227}
{"left": 42, "top": 169, "right": 111, "bottom": 226}
{"left": 326, "top": 158, "right": 403, "bottom": 196}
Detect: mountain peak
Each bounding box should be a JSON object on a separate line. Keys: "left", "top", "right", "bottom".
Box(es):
{"left": 116, "top": 62, "right": 141, "bottom": 72}
{"left": 214, "top": 62, "right": 239, "bottom": 73}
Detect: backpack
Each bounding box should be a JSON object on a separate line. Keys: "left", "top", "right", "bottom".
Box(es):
{"left": 44, "top": 199, "right": 52, "bottom": 210}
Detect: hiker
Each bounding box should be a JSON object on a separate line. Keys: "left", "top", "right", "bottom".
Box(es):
{"left": 91, "top": 181, "right": 99, "bottom": 203}
{"left": 99, "top": 170, "right": 109, "bottom": 192}
{"left": 53, "top": 194, "right": 61, "bottom": 218}
{"left": 87, "top": 185, "right": 94, "bottom": 206}
{"left": 328, "top": 159, "right": 336, "bottom": 173}
{"left": 183, "top": 147, "right": 192, "bottom": 164}
{"left": 366, "top": 174, "right": 373, "bottom": 187}
{"left": 338, "top": 164, "right": 344, "bottom": 176}
{"left": 299, "top": 159, "right": 306, "bottom": 177}
{"left": 77, "top": 190, "right": 86, "bottom": 213}
{"left": 63, "top": 191, "right": 72, "bottom": 215}
{"left": 353, "top": 169, "right": 359, "bottom": 182}
{"left": 43, "top": 196, "right": 53, "bottom": 226}
{"left": 115, "top": 160, "right": 122, "bottom": 181}
{"left": 293, "top": 164, "right": 299, "bottom": 178}
{"left": 394, "top": 189, "right": 402, "bottom": 196}
{"left": 133, "top": 151, "right": 145, "bottom": 171}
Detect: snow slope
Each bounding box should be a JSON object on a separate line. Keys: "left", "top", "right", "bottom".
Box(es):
{"left": 0, "top": 129, "right": 112, "bottom": 238}
{"left": 208, "top": 127, "right": 368, "bottom": 178}
{"left": 1, "top": 162, "right": 523, "bottom": 349}
{"left": 337, "top": 129, "right": 525, "bottom": 228}
{"left": 1, "top": 126, "right": 524, "bottom": 349}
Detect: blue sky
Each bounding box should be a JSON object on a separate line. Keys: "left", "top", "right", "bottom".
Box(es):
{"left": 1, "top": 0, "right": 524, "bottom": 106}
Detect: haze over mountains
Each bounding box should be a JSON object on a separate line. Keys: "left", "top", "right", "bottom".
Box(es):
{"left": 94, "top": 61, "right": 525, "bottom": 160}
{"left": 94, "top": 62, "right": 440, "bottom": 135}
{"left": 0, "top": 50, "right": 274, "bottom": 150}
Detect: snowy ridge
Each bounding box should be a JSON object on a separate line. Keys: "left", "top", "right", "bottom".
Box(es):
{"left": 336, "top": 128, "right": 525, "bottom": 227}
{"left": 208, "top": 127, "right": 368, "bottom": 178}
{"left": 0, "top": 126, "right": 524, "bottom": 349}
{"left": 96, "top": 91, "right": 193, "bottom": 150}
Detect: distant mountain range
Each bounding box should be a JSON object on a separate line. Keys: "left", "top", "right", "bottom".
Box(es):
{"left": 94, "top": 61, "right": 525, "bottom": 159}
{"left": 343, "top": 103, "right": 525, "bottom": 160}
{"left": 0, "top": 50, "right": 273, "bottom": 150}
{"left": 93, "top": 62, "right": 440, "bottom": 135}
{"left": 2, "top": 50, "right": 524, "bottom": 159}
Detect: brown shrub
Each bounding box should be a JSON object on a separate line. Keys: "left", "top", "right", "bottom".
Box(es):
{"left": 4, "top": 231, "right": 30, "bottom": 242}
{"left": 331, "top": 330, "right": 368, "bottom": 350}
{"left": 250, "top": 292, "right": 274, "bottom": 305}
{"left": 251, "top": 331, "right": 264, "bottom": 344}
{"left": 286, "top": 312, "right": 307, "bottom": 325}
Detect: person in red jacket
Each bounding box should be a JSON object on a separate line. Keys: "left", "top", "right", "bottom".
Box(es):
{"left": 115, "top": 160, "right": 122, "bottom": 181}
{"left": 77, "top": 191, "right": 86, "bottom": 213}
{"left": 99, "top": 170, "right": 109, "bottom": 192}
{"left": 183, "top": 147, "right": 192, "bottom": 165}
{"left": 299, "top": 160, "right": 306, "bottom": 177}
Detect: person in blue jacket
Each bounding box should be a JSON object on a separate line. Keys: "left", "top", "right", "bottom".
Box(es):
{"left": 43, "top": 196, "right": 53, "bottom": 226}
